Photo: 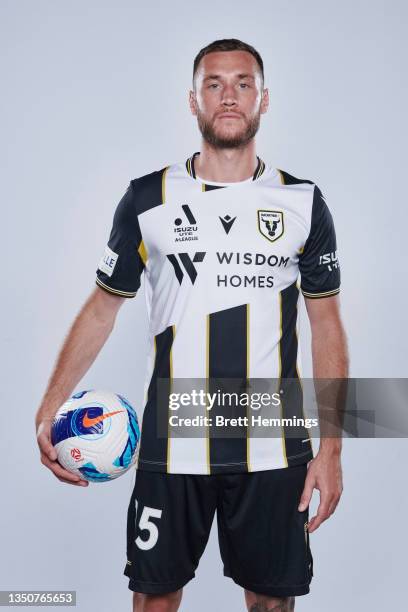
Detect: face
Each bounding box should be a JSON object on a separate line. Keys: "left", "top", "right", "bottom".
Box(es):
{"left": 190, "top": 50, "right": 269, "bottom": 149}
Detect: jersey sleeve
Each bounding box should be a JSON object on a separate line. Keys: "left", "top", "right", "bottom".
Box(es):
{"left": 299, "top": 185, "right": 340, "bottom": 299}
{"left": 95, "top": 181, "right": 146, "bottom": 298}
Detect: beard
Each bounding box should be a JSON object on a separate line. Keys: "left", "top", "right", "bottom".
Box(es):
{"left": 196, "top": 109, "right": 261, "bottom": 149}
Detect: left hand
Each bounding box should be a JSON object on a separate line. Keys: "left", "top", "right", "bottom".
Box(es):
{"left": 297, "top": 450, "right": 343, "bottom": 533}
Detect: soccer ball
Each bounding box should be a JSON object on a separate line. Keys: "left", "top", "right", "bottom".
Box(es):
{"left": 51, "top": 390, "right": 140, "bottom": 482}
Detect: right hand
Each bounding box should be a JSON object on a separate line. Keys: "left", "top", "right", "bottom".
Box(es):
{"left": 36, "top": 417, "right": 89, "bottom": 487}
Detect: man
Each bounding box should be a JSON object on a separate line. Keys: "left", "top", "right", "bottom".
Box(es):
{"left": 36, "top": 39, "right": 348, "bottom": 612}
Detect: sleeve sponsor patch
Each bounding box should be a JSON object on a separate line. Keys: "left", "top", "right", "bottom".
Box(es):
{"left": 98, "top": 245, "right": 118, "bottom": 277}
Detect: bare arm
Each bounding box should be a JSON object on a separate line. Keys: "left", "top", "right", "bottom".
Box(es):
{"left": 298, "top": 295, "right": 349, "bottom": 531}
{"left": 35, "top": 285, "right": 126, "bottom": 485}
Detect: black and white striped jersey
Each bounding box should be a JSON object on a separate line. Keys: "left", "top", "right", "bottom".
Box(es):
{"left": 96, "top": 152, "right": 340, "bottom": 474}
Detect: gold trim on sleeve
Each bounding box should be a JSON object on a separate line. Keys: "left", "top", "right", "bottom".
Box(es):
{"left": 302, "top": 288, "right": 340, "bottom": 299}
{"left": 95, "top": 277, "right": 137, "bottom": 298}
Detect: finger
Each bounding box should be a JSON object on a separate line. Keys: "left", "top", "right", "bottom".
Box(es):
{"left": 308, "top": 500, "right": 332, "bottom": 533}
{"left": 52, "top": 463, "right": 89, "bottom": 485}
{"left": 38, "top": 434, "right": 58, "bottom": 461}
{"left": 307, "top": 515, "right": 318, "bottom": 532}
{"left": 41, "top": 454, "right": 85, "bottom": 483}
{"left": 51, "top": 462, "right": 83, "bottom": 482}
{"left": 327, "top": 495, "right": 341, "bottom": 516}
{"left": 57, "top": 476, "right": 89, "bottom": 487}
{"left": 298, "top": 476, "right": 315, "bottom": 511}
{"left": 52, "top": 464, "right": 88, "bottom": 486}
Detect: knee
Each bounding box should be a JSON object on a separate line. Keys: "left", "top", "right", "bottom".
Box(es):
{"left": 133, "top": 589, "right": 182, "bottom": 612}
{"left": 244, "top": 590, "right": 295, "bottom": 611}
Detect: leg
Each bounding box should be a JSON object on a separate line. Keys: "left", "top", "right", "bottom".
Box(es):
{"left": 217, "top": 467, "right": 312, "bottom": 604}
{"left": 125, "top": 471, "right": 217, "bottom": 606}
{"left": 244, "top": 590, "right": 295, "bottom": 611}
{"left": 133, "top": 588, "right": 183, "bottom": 612}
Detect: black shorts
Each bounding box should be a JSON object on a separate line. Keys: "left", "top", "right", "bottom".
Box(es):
{"left": 124, "top": 464, "right": 313, "bottom": 598}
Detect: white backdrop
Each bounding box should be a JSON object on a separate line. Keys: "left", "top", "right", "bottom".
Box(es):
{"left": 1, "top": 1, "right": 407, "bottom": 610}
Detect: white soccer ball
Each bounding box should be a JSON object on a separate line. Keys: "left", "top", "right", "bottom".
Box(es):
{"left": 51, "top": 390, "right": 140, "bottom": 482}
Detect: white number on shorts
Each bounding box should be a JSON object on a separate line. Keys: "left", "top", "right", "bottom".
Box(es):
{"left": 134, "top": 500, "right": 163, "bottom": 551}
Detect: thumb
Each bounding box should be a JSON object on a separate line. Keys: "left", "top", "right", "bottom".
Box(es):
{"left": 298, "top": 477, "right": 314, "bottom": 512}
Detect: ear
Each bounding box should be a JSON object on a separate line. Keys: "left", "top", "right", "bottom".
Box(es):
{"left": 260, "top": 87, "right": 269, "bottom": 114}
{"left": 189, "top": 89, "right": 198, "bottom": 116}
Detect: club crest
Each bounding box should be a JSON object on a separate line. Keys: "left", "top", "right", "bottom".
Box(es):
{"left": 257, "top": 210, "right": 284, "bottom": 243}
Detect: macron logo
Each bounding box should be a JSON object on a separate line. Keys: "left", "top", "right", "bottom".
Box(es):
{"left": 219, "top": 214, "right": 237, "bottom": 234}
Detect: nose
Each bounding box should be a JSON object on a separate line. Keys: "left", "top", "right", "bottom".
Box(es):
{"left": 221, "top": 83, "right": 237, "bottom": 107}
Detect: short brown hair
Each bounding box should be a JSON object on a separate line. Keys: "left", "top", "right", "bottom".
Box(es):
{"left": 193, "top": 38, "right": 264, "bottom": 86}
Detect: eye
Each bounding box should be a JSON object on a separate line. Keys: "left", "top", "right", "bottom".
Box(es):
{"left": 239, "top": 83, "right": 250, "bottom": 89}
{"left": 208, "top": 83, "right": 219, "bottom": 89}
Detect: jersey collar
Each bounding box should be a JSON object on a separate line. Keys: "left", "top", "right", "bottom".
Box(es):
{"left": 185, "top": 151, "right": 266, "bottom": 182}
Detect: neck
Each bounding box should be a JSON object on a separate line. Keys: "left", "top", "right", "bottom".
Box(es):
{"left": 194, "top": 140, "right": 258, "bottom": 183}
